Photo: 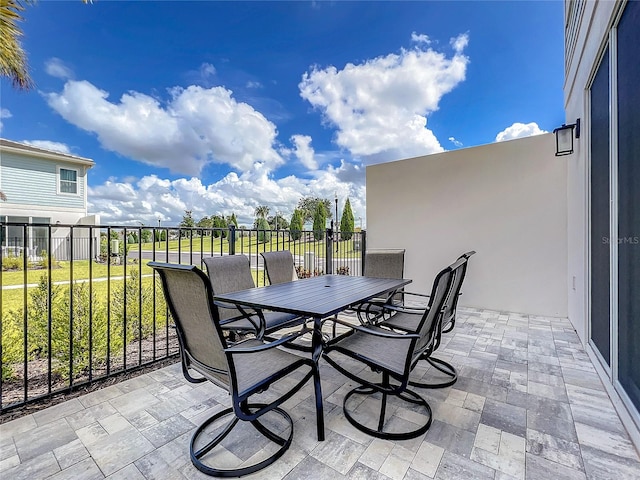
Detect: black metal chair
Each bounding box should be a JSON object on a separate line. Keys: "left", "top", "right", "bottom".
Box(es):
{"left": 322, "top": 263, "right": 454, "bottom": 440}
{"left": 149, "top": 262, "right": 324, "bottom": 477}
{"left": 202, "top": 255, "right": 307, "bottom": 339}
{"left": 260, "top": 250, "right": 298, "bottom": 285}
{"left": 380, "top": 251, "right": 475, "bottom": 388}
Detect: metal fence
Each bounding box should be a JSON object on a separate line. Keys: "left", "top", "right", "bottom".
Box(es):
{"left": 0, "top": 222, "right": 365, "bottom": 414}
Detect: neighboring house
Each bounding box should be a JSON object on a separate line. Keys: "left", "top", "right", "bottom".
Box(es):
{"left": 0, "top": 138, "right": 100, "bottom": 260}
{"left": 366, "top": 0, "right": 640, "bottom": 451}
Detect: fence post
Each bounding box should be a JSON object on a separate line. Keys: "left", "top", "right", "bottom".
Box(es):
{"left": 326, "top": 228, "right": 333, "bottom": 274}
{"left": 360, "top": 230, "right": 366, "bottom": 275}
{"left": 229, "top": 225, "right": 236, "bottom": 255}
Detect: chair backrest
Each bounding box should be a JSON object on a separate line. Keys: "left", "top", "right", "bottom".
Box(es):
{"left": 261, "top": 250, "right": 298, "bottom": 284}
{"left": 202, "top": 255, "right": 255, "bottom": 322}
{"left": 363, "top": 249, "right": 405, "bottom": 278}
{"left": 413, "top": 264, "right": 454, "bottom": 358}
{"left": 149, "top": 262, "right": 230, "bottom": 390}
{"left": 441, "top": 251, "right": 476, "bottom": 326}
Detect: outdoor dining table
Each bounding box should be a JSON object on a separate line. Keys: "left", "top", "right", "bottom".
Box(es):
{"left": 213, "top": 273, "right": 412, "bottom": 441}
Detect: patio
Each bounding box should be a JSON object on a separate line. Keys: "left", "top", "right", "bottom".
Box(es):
{"left": 1, "top": 306, "right": 639, "bottom": 480}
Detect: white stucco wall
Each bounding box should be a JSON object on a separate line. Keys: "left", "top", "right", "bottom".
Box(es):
{"left": 366, "top": 133, "right": 568, "bottom": 317}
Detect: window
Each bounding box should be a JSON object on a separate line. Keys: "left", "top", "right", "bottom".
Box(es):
{"left": 59, "top": 167, "right": 78, "bottom": 194}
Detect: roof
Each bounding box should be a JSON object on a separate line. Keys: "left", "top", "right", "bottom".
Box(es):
{"left": 0, "top": 138, "right": 95, "bottom": 167}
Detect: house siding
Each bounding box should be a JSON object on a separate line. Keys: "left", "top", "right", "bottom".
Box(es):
{"left": 1, "top": 152, "right": 86, "bottom": 210}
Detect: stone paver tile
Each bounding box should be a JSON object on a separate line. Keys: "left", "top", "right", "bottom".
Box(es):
{"left": 561, "top": 367, "right": 605, "bottom": 391}
{"left": 379, "top": 445, "right": 413, "bottom": 480}
{"left": 48, "top": 456, "right": 103, "bottom": 480}
{"left": 53, "top": 438, "right": 90, "bottom": 470}
{"left": 410, "top": 441, "right": 444, "bottom": 478}
{"left": 109, "top": 388, "right": 160, "bottom": 418}
{"left": 66, "top": 401, "right": 119, "bottom": 431}
{"left": 480, "top": 399, "right": 526, "bottom": 437}
{"left": 525, "top": 452, "right": 587, "bottom": 480}
{"left": 32, "top": 398, "right": 85, "bottom": 427}
{"left": 0, "top": 451, "right": 20, "bottom": 472}
{"left": 435, "top": 451, "right": 495, "bottom": 480}
{"left": 0, "top": 413, "right": 37, "bottom": 438}
{"left": 432, "top": 402, "right": 480, "bottom": 433}
{"left": 526, "top": 428, "right": 583, "bottom": 471}
{"left": 1, "top": 451, "right": 60, "bottom": 480}
{"left": 83, "top": 426, "right": 155, "bottom": 476}
{"left": 527, "top": 381, "right": 568, "bottom": 402}
{"left": 100, "top": 412, "right": 134, "bottom": 435}
{"left": 358, "top": 438, "right": 394, "bottom": 471}
{"left": 445, "top": 389, "right": 467, "bottom": 407}
{"left": 580, "top": 444, "right": 640, "bottom": 480}
{"left": 78, "top": 384, "right": 125, "bottom": 408}
{"left": 14, "top": 417, "right": 77, "bottom": 462}
{"left": 141, "top": 414, "right": 195, "bottom": 448}
{"left": 423, "top": 420, "right": 475, "bottom": 458}
{"left": 346, "top": 462, "right": 393, "bottom": 480}
{"left": 526, "top": 396, "right": 577, "bottom": 442}
{"left": 133, "top": 450, "right": 188, "bottom": 480}
{"left": 473, "top": 423, "right": 501, "bottom": 454}
{"left": 104, "top": 463, "right": 146, "bottom": 480}
{"left": 462, "top": 392, "right": 485, "bottom": 414}
{"left": 283, "top": 454, "right": 347, "bottom": 480}
{"left": 309, "top": 430, "right": 366, "bottom": 475}
{"left": 574, "top": 422, "right": 639, "bottom": 461}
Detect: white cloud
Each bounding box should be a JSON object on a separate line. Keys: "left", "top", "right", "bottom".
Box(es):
{"left": 299, "top": 34, "right": 469, "bottom": 163}
{"left": 448, "top": 136, "right": 463, "bottom": 147}
{"left": 289, "top": 134, "right": 318, "bottom": 170}
{"left": 411, "top": 32, "right": 431, "bottom": 45}
{"left": 45, "top": 57, "right": 74, "bottom": 80}
{"left": 200, "top": 62, "right": 216, "bottom": 77}
{"left": 495, "top": 122, "right": 547, "bottom": 142}
{"left": 45, "top": 81, "right": 284, "bottom": 175}
{"left": 450, "top": 33, "right": 469, "bottom": 53}
{"left": 88, "top": 168, "right": 366, "bottom": 228}
{"left": 22, "top": 140, "right": 71, "bottom": 154}
{"left": 0, "top": 108, "right": 10, "bottom": 132}
{"left": 246, "top": 81, "right": 263, "bottom": 89}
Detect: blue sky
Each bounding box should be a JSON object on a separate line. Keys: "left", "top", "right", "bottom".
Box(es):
{"left": 1, "top": 0, "right": 565, "bottom": 227}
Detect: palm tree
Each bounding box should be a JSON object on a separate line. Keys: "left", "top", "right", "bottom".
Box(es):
{"left": 254, "top": 205, "right": 269, "bottom": 219}
{"left": 0, "top": 0, "right": 35, "bottom": 90}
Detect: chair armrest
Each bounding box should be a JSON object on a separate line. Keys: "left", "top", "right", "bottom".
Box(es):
{"left": 330, "top": 317, "right": 419, "bottom": 340}
{"left": 224, "top": 327, "right": 314, "bottom": 354}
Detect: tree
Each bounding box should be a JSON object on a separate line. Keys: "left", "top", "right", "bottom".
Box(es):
{"left": 312, "top": 202, "right": 326, "bottom": 241}
{"left": 228, "top": 213, "right": 238, "bottom": 228}
{"left": 340, "top": 197, "right": 355, "bottom": 241}
{"left": 0, "top": 0, "right": 35, "bottom": 90}
{"left": 256, "top": 217, "right": 271, "bottom": 243}
{"left": 254, "top": 205, "right": 269, "bottom": 220}
{"left": 297, "top": 197, "right": 332, "bottom": 223}
{"left": 268, "top": 213, "right": 289, "bottom": 231}
{"left": 196, "top": 216, "right": 213, "bottom": 235}
{"left": 179, "top": 210, "right": 194, "bottom": 237}
{"left": 290, "top": 209, "right": 303, "bottom": 241}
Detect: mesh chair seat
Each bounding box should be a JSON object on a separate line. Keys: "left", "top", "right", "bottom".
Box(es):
{"left": 261, "top": 250, "right": 298, "bottom": 284}
{"left": 323, "top": 262, "right": 454, "bottom": 440}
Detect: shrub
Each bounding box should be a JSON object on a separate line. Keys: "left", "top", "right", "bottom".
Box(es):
{"left": 2, "top": 253, "right": 24, "bottom": 271}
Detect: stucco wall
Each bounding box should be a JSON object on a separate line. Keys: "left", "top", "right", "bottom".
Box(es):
{"left": 366, "top": 133, "right": 568, "bottom": 317}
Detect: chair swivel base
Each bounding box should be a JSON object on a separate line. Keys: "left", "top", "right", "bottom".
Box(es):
{"left": 409, "top": 356, "right": 458, "bottom": 389}
{"left": 343, "top": 386, "right": 433, "bottom": 440}
{"left": 190, "top": 405, "right": 293, "bottom": 477}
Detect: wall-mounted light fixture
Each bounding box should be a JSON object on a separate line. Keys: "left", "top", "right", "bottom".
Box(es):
{"left": 553, "top": 118, "right": 580, "bottom": 156}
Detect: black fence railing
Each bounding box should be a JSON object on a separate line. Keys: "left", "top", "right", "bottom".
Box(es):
{"left": 0, "top": 222, "right": 365, "bottom": 414}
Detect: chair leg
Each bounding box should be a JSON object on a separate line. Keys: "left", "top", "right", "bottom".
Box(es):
{"left": 190, "top": 406, "right": 294, "bottom": 477}
{"left": 342, "top": 383, "right": 433, "bottom": 440}
{"left": 409, "top": 356, "right": 458, "bottom": 389}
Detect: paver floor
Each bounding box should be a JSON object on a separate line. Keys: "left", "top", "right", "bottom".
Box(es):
{"left": 2, "top": 307, "right": 639, "bottom": 479}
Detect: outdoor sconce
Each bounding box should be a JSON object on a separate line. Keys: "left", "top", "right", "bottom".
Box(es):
{"left": 553, "top": 118, "right": 580, "bottom": 156}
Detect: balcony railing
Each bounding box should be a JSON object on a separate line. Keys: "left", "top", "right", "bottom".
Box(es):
{"left": 0, "top": 222, "right": 365, "bottom": 414}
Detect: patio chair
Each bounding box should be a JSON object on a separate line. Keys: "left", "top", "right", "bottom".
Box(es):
{"left": 380, "top": 251, "right": 475, "bottom": 388}
{"left": 322, "top": 262, "right": 454, "bottom": 440}
{"left": 261, "top": 250, "right": 298, "bottom": 285}
{"left": 202, "top": 255, "right": 307, "bottom": 338}
{"left": 352, "top": 249, "right": 406, "bottom": 324}
{"left": 149, "top": 262, "right": 324, "bottom": 477}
